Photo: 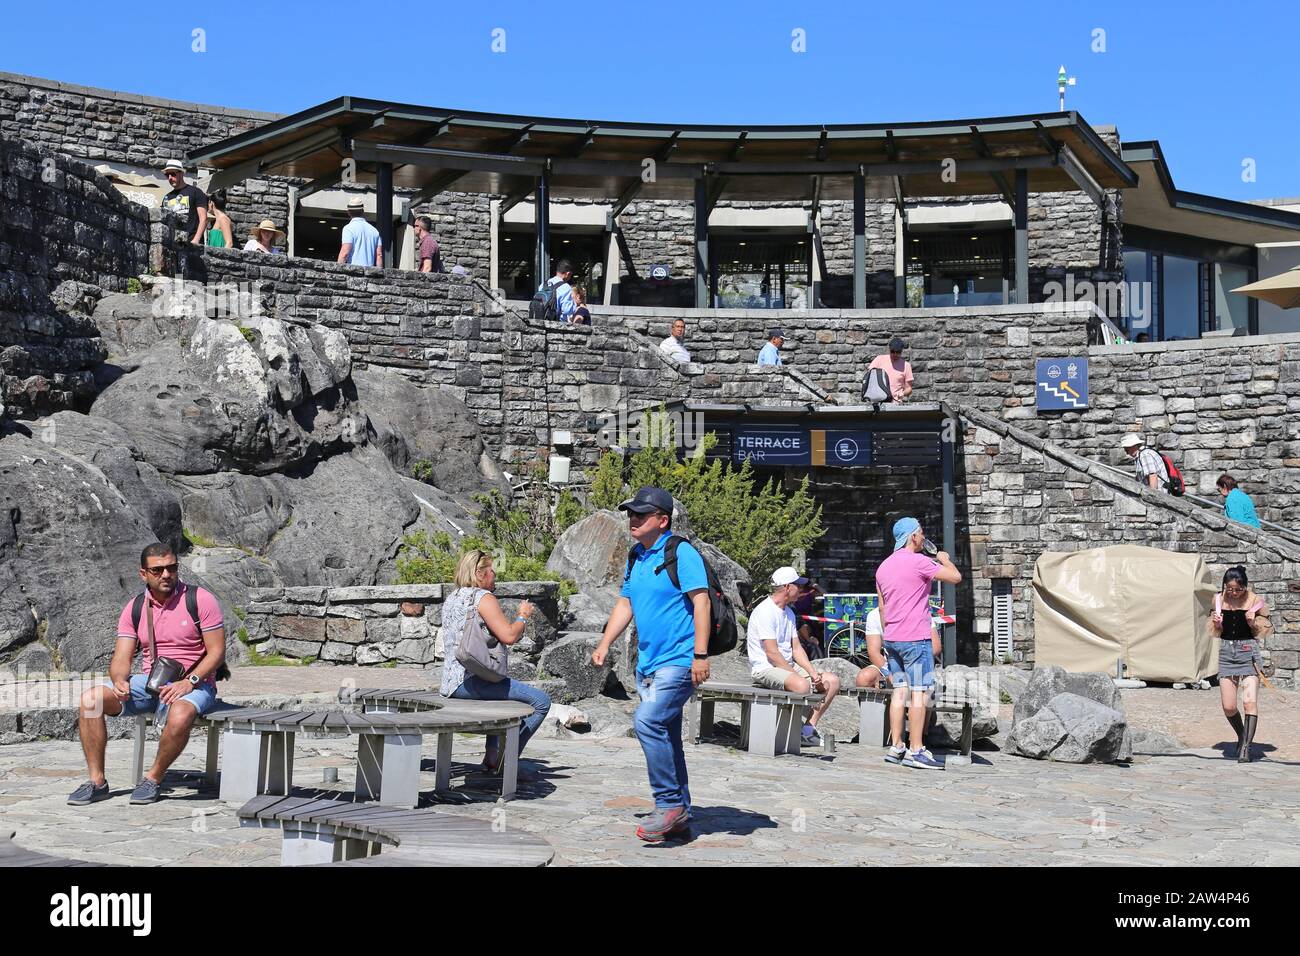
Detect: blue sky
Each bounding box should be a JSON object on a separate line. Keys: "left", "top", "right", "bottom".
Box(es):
{"left": 3, "top": 0, "right": 1297, "bottom": 199}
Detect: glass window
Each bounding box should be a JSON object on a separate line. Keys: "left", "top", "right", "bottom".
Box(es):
{"left": 1213, "top": 263, "right": 1251, "bottom": 333}
{"left": 1161, "top": 255, "right": 1200, "bottom": 341}
{"left": 1122, "top": 249, "right": 1154, "bottom": 338}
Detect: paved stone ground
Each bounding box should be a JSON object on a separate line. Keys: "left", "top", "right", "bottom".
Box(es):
{"left": 2, "top": 712, "right": 1298, "bottom": 867}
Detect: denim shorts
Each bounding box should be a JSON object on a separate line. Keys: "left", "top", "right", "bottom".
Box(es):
{"left": 883, "top": 640, "right": 935, "bottom": 689}
{"left": 111, "top": 673, "right": 218, "bottom": 724}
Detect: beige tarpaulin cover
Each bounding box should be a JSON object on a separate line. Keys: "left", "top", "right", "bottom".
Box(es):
{"left": 1032, "top": 546, "right": 1216, "bottom": 683}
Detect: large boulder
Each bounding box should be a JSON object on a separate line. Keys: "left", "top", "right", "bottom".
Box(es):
{"left": 0, "top": 429, "right": 157, "bottom": 670}
{"left": 353, "top": 367, "right": 508, "bottom": 497}
{"left": 167, "top": 472, "right": 290, "bottom": 553}
{"left": 1012, "top": 665, "right": 1122, "bottom": 727}
{"left": 90, "top": 315, "right": 365, "bottom": 476}
{"left": 538, "top": 632, "right": 618, "bottom": 701}
{"left": 560, "top": 591, "right": 611, "bottom": 632}
{"left": 930, "top": 664, "right": 1000, "bottom": 745}
{"left": 263, "top": 445, "right": 420, "bottom": 587}
{"left": 1007, "top": 692, "right": 1132, "bottom": 763}
{"left": 545, "top": 510, "right": 631, "bottom": 613}
{"left": 31, "top": 411, "right": 182, "bottom": 546}
{"left": 90, "top": 287, "right": 179, "bottom": 362}
{"left": 688, "top": 538, "right": 752, "bottom": 610}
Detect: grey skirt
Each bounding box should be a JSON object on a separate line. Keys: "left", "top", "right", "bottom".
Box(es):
{"left": 1219, "top": 639, "right": 1259, "bottom": 678}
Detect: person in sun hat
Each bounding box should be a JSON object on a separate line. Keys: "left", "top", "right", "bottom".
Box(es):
{"left": 747, "top": 566, "right": 841, "bottom": 746}
{"left": 243, "top": 219, "right": 285, "bottom": 254}
{"left": 874, "top": 516, "right": 961, "bottom": 770}
{"left": 1121, "top": 432, "right": 1168, "bottom": 492}
{"left": 160, "top": 159, "right": 208, "bottom": 245}
{"left": 338, "top": 196, "right": 382, "bottom": 267}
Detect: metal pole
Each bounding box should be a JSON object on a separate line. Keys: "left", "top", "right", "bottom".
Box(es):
{"left": 376, "top": 162, "right": 393, "bottom": 269}
{"left": 1013, "top": 168, "right": 1029, "bottom": 304}
{"left": 941, "top": 410, "right": 958, "bottom": 667}
{"left": 853, "top": 167, "right": 866, "bottom": 309}
{"left": 535, "top": 166, "right": 550, "bottom": 289}
{"left": 694, "top": 176, "right": 710, "bottom": 308}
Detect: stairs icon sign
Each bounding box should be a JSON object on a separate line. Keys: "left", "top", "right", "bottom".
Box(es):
{"left": 1039, "top": 381, "right": 1084, "bottom": 408}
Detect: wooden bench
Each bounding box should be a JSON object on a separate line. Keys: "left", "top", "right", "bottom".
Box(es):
{"left": 181, "top": 697, "right": 534, "bottom": 808}
{"left": 0, "top": 830, "right": 105, "bottom": 868}
{"left": 129, "top": 702, "right": 242, "bottom": 791}
{"left": 238, "top": 795, "right": 554, "bottom": 867}
{"left": 689, "top": 681, "right": 975, "bottom": 760}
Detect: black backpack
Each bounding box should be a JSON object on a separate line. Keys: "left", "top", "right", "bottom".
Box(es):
{"left": 625, "top": 535, "right": 739, "bottom": 656}
{"left": 528, "top": 281, "right": 560, "bottom": 322}
{"left": 130, "top": 585, "right": 231, "bottom": 681}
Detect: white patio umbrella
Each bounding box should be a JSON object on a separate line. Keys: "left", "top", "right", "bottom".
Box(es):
{"left": 1232, "top": 267, "right": 1300, "bottom": 309}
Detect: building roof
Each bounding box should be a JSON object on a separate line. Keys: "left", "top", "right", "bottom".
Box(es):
{"left": 188, "top": 97, "right": 1137, "bottom": 207}
{"left": 1121, "top": 141, "right": 1300, "bottom": 244}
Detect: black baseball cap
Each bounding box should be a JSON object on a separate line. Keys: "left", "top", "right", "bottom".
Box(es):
{"left": 889, "top": 336, "right": 906, "bottom": 352}
{"left": 618, "top": 486, "right": 674, "bottom": 515}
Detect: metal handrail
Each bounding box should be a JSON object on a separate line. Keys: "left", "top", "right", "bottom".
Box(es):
{"left": 1093, "top": 459, "right": 1300, "bottom": 545}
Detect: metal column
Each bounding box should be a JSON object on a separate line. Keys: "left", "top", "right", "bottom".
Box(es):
{"left": 1013, "top": 168, "right": 1029, "bottom": 304}
{"left": 941, "top": 410, "right": 958, "bottom": 667}
{"left": 853, "top": 167, "right": 866, "bottom": 309}
{"left": 694, "top": 177, "right": 710, "bottom": 308}
{"left": 376, "top": 162, "right": 393, "bottom": 269}
{"left": 534, "top": 166, "right": 550, "bottom": 288}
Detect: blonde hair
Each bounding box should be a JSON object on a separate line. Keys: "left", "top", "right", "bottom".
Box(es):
{"left": 454, "top": 550, "right": 494, "bottom": 589}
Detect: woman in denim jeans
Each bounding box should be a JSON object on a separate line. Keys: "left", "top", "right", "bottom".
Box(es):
{"left": 440, "top": 550, "right": 551, "bottom": 774}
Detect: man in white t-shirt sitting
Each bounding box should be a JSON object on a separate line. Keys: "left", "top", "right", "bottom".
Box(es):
{"left": 748, "top": 566, "right": 841, "bottom": 745}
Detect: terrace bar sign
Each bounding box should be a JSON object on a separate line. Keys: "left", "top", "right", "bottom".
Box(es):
{"left": 733, "top": 424, "right": 810, "bottom": 465}
{"left": 1035, "top": 357, "right": 1089, "bottom": 411}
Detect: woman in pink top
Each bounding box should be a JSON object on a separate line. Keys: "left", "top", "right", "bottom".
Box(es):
{"left": 867, "top": 336, "right": 914, "bottom": 402}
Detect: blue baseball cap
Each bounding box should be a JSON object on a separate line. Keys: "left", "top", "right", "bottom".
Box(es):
{"left": 892, "top": 516, "right": 921, "bottom": 551}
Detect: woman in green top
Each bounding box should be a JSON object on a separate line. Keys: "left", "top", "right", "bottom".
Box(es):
{"left": 204, "top": 191, "right": 233, "bottom": 248}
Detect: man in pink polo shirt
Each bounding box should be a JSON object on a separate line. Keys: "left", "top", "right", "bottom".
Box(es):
{"left": 875, "top": 516, "right": 960, "bottom": 770}
{"left": 69, "top": 543, "right": 226, "bottom": 807}
{"left": 867, "top": 336, "right": 915, "bottom": 402}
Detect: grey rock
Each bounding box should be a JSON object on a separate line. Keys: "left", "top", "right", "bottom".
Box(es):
{"left": 688, "top": 538, "right": 753, "bottom": 610}
{"left": 0, "top": 430, "right": 158, "bottom": 671}
{"left": 181, "top": 547, "right": 280, "bottom": 627}
{"left": 1012, "top": 665, "right": 1123, "bottom": 727}
{"left": 91, "top": 289, "right": 178, "bottom": 360}
{"left": 20, "top": 708, "right": 79, "bottom": 740}
{"left": 353, "top": 367, "right": 508, "bottom": 496}
{"left": 0, "top": 731, "right": 34, "bottom": 745}
{"left": 269, "top": 638, "right": 323, "bottom": 659}
{"left": 560, "top": 591, "right": 611, "bottom": 632}
{"left": 508, "top": 658, "right": 538, "bottom": 681}
{"left": 390, "top": 638, "right": 437, "bottom": 665}
{"left": 545, "top": 510, "right": 631, "bottom": 614}
{"left": 1129, "top": 726, "right": 1185, "bottom": 754}
{"left": 538, "top": 633, "right": 616, "bottom": 701}
{"left": 529, "top": 678, "right": 575, "bottom": 706}
{"left": 1008, "top": 692, "right": 1131, "bottom": 763}
{"left": 168, "top": 472, "right": 290, "bottom": 552}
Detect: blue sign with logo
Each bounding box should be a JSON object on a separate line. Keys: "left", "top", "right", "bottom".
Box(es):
{"left": 733, "top": 424, "right": 809, "bottom": 465}
{"left": 823, "top": 430, "right": 874, "bottom": 467}
{"left": 1036, "top": 357, "right": 1089, "bottom": 411}
{"left": 650, "top": 264, "right": 671, "bottom": 282}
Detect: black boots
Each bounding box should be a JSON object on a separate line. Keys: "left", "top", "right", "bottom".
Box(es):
{"left": 1226, "top": 712, "right": 1245, "bottom": 756}
{"left": 1238, "top": 714, "right": 1257, "bottom": 763}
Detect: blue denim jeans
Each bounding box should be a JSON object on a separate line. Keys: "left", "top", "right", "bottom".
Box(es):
{"left": 633, "top": 666, "right": 695, "bottom": 811}
{"left": 450, "top": 675, "right": 551, "bottom": 757}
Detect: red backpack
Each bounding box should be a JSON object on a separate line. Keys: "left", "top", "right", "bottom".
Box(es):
{"left": 1157, "top": 451, "right": 1185, "bottom": 496}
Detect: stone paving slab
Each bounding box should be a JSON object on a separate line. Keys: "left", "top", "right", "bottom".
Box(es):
{"left": 2, "top": 723, "right": 1298, "bottom": 867}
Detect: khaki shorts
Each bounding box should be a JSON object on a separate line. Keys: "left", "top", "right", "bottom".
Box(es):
{"left": 752, "top": 662, "right": 810, "bottom": 691}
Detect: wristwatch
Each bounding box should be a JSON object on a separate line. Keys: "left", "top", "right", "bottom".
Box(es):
{"left": 693, "top": 653, "right": 708, "bottom": 660}
{"left": 188, "top": 674, "right": 200, "bottom": 686}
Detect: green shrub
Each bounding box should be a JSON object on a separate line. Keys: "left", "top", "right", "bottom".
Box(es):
{"left": 182, "top": 528, "right": 219, "bottom": 550}
{"left": 554, "top": 489, "right": 586, "bottom": 534}
{"left": 411, "top": 458, "right": 435, "bottom": 483}
{"left": 236, "top": 325, "right": 257, "bottom": 344}
{"left": 126, "top": 277, "right": 142, "bottom": 294}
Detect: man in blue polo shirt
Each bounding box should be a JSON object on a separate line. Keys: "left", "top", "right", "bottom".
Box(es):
{"left": 591, "top": 486, "right": 711, "bottom": 843}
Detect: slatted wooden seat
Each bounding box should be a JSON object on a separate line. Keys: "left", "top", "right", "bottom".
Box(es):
{"left": 689, "top": 681, "right": 974, "bottom": 761}
{"left": 238, "top": 795, "right": 554, "bottom": 867}
{"left": 129, "top": 701, "right": 243, "bottom": 791}
{"left": 202, "top": 697, "right": 534, "bottom": 808}
{"left": 0, "top": 830, "right": 105, "bottom": 868}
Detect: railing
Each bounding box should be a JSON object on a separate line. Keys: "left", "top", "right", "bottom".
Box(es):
{"left": 1093, "top": 460, "right": 1300, "bottom": 546}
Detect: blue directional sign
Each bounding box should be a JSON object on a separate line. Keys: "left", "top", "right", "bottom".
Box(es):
{"left": 1036, "top": 357, "right": 1089, "bottom": 411}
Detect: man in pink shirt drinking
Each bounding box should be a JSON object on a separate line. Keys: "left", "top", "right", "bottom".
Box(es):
{"left": 875, "top": 517, "right": 961, "bottom": 769}
{"left": 69, "top": 543, "right": 226, "bottom": 806}
{"left": 867, "top": 336, "right": 914, "bottom": 402}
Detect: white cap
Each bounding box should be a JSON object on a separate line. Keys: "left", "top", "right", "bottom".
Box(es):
{"left": 161, "top": 159, "right": 185, "bottom": 173}
{"left": 770, "top": 566, "right": 809, "bottom": 587}
{"left": 1120, "top": 433, "right": 1143, "bottom": 450}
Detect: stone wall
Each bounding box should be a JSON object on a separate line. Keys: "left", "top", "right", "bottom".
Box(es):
{"left": 1, "top": 136, "right": 150, "bottom": 416}
{"left": 242, "top": 582, "right": 560, "bottom": 666}
{"left": 959, "top": 404, "right": 1300, "bottom": 684}
{"left": 0, "top": 71, "right": 289, "bottom": 245}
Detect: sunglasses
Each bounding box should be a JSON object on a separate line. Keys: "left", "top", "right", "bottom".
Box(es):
{"left": 143, "top": 563, "right": 179, "bottom": 576}
{"left": 628, "top": 511, "right": 665, "bottom": 525}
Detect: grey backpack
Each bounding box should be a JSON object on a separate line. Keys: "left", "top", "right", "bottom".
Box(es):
{"left": 863, "top": 367, "right": 892, "bottom": 404}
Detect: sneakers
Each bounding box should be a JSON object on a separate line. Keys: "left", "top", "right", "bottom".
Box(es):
{"left": 801, "top": 724, "right": 824, "bottom": 747}
{"left": 884, "top": 744, "right": 907, "bottom": 765}
{"left": 902, "top": 747, "right": 943, "bottom": 770}
{"left": 636, "top": 806, "right": 691, "bottom": 842}
{"left": 129, "top": 777, "right": 162, "bottom": 805}
{"left": 67, "top": 780, "right": 110, "bottom": 806}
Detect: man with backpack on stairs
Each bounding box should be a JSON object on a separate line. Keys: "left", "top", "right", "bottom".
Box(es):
{"left": 529, "top": 259, "right": 577, "bottom": 323}
{"left": 1121, "top": 433, "right": 1185, "bottom": 495}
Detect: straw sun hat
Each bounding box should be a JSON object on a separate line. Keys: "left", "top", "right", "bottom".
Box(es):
{"left": 249, "top": 219, "right": 286, "bottom": 239}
